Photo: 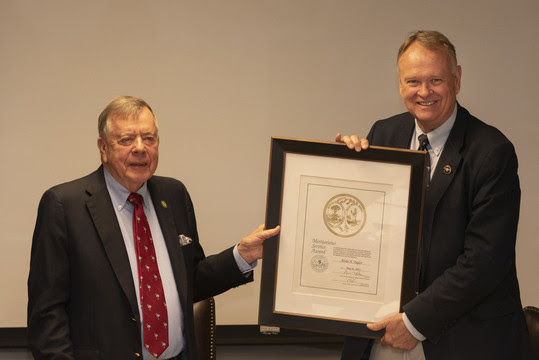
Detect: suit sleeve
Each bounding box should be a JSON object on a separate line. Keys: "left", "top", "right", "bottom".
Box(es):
{"left": 404, "top": 140, "right": 521, "bottom": 341}
{"left": 28, "top": 189, "right": 75, "bottom": 360}
{"left": 173, "top": 184, "right": 252, "bottom": 303}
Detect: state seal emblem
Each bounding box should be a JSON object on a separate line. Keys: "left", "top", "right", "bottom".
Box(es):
{"left": 323, "top": 193, "right": 366, "bottom": 237}
{"left": 311, "top": 255, "right": 329, "bottom": 273}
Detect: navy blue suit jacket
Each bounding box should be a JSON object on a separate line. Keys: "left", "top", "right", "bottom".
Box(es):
{"left": 341, "top": 105, "right": 530, "bottom": 359}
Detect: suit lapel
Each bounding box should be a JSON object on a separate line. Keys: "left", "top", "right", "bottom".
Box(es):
{"left": 148, "top": 179, "right": 189, "bottom": 307}
{"left": 421, "top": 106, "right": 466, "bottom": 261}
{"left": 85, "top": 168, "right": 140, "bottom": 319}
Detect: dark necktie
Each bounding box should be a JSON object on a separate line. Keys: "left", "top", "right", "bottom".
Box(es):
{"left": 417, "top": 134, "right": 429, "bottom": 151}
{"left": 418, "top": 134, "right": 431, "bottom": 185}
{"left": 128, "top": 193, "right": 169, "bottom": 359}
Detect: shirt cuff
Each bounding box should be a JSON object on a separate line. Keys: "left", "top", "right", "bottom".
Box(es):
{"left": 402, "top": 312, "right": 426, "bottom": 341}
{"left": 233, "top": 244, "right": 257, "bottom": 274}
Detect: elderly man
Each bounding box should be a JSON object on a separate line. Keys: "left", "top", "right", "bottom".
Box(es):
{"left": 28, "top": 96, "right": 280, "bottom": 360}
{"left": 337, "top": 31, "right": 530, "bottom": 360}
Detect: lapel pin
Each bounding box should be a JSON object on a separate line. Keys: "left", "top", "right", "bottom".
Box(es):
{"left": 161, "top": 200, "right": 167, "bottom": 208}
{"left": 178, "top": 234, "right": 192, "bottom": 246}
{"left": 443, "top": 165, "right": 452, "bottom": 175}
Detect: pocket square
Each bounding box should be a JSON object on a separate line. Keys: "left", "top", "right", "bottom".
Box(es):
{"left": 178, "top": 234, "right": 192, "bottom": 246}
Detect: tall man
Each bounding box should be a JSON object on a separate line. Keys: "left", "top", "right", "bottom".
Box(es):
{"left": 337, "top": 31, "right": 530, "bottom": 360}
{"left": 28, "top": 96, "right": 280, "bottom": 360}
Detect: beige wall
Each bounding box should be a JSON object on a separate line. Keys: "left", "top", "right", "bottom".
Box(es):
{"left": 1, "top": 0, "right": 538, "bottom": 327}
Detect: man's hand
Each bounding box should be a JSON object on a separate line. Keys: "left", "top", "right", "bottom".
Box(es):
{"left": 237, "top": 224, "right": 280, "bottom": 264}
{"left": 367, "top": 313, "right": 418, "bottom": 351}
{"left": 335, "top": 133, "right": 369, "bottom": 152}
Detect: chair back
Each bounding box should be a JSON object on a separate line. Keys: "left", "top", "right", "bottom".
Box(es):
{"left": 524, "top": 306, "right": 539, "bottom": 360}
{"left": 193, "top": 297, "right": 216, "bottom": 360}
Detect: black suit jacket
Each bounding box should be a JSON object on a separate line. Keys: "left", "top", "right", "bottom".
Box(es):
{"left": 341, "top": 105, "right": 531, "bottom": 360}
{"left": 28, "top": 167, "right": 252, "bottom": 360}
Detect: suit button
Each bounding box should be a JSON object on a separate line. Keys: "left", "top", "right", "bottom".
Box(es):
{"left": 134, "top": 352, "right": 141, "bottom": 357}
{"left": 131, "top": 317, "right": 136, "bottom": 322}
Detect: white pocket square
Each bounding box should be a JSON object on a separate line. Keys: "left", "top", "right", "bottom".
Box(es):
{"left": 178, "top": 234, "right": 193, "bottom": 246}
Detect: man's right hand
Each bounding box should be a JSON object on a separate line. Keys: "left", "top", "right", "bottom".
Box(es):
{"left": 335, "top": 133, "right": 370, "bottom": 152}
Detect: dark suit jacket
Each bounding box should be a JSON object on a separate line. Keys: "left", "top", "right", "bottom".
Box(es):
{"left": 28, "top": 166, "right": 252, "bottom": 360}
{"left": 341, "top": 105, "right": 531, "bottom": 360}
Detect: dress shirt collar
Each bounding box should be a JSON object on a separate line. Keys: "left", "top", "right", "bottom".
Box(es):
{"left": 413, "top": 104, "right": 457, "bottom": 156}
{"left": 103, "top": 168, "right": 151, "bottom": 212}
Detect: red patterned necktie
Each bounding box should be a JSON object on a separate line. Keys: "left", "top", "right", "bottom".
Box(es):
{"left": 128, "top": 193, "right": 169, "bottom": 359}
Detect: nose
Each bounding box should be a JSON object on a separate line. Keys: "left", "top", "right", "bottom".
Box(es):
{"left": 132, "top": 136, "right": 146, "bottom": 153}
{"left": 418, "top": 83, "right": 431, "bottom": 97}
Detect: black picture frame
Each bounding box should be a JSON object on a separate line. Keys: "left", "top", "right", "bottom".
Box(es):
{"left": 259, "top": 137, "right": 428, "bottom": 338}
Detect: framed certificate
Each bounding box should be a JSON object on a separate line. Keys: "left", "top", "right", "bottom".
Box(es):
{"left": 259, "top": 137, "right": 428, "bottom": 338}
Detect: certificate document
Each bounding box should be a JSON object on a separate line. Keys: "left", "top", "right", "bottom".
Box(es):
{"left": 293, "top": 176, "right": 392, "bottom": 303}
{"left": 273, "top": 151, "right": 412, "bottom": 323}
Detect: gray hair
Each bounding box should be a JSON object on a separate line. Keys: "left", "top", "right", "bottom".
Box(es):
{"left": 98, "top": 95, "right": 158, "bottom": 138}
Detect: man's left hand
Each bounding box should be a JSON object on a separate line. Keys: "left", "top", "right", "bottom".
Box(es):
{"left": 237, "top": 224, "right": 280, "bottom": 264}
{"left": 367, "top": 313, "right": 419, "bottom": 351}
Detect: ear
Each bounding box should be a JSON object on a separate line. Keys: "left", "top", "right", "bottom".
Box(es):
{"left": 397, "top": 66, "right": 406, "bottom": 99}
{"left": 398, "top": 78, "right": 405, "bottom": 99}
{"left": 97, "top": 137, "right": 107, "bottom": 163}
{"left": 454, "top": 65, "right": 462, "bottom": 95}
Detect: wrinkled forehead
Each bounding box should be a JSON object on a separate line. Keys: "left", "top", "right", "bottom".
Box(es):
{"left": 106, "top": 107, "right": 159, "bottom": 134}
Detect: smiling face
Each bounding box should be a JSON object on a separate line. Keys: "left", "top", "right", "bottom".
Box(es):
{"left": 98, "top": 106, "right": 159, "bottom": 192}
{"left": 398, "top": 41, "right": 462, "bottom": 133}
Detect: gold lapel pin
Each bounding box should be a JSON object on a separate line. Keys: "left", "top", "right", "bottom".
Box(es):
{"left": 443, "top": 165, "right": 452, "bottom": 175}
{"left": 161, "top": 200, "right": 168, "bottom": 208}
